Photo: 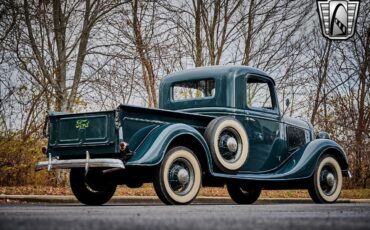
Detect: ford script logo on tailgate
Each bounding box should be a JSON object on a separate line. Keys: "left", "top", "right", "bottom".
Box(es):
{"left": 76, "top": 120, "right": 89, "bottom": 129}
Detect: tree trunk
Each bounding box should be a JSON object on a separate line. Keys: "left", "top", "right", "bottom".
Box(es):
{"left": 242, "top": 0, "right": 254, "bottom": 66}
{"left": 52, "top": 0, "right": 68, "bottom": 112}
{"left": 310, "top": 40, "right": 332, "bottom": 125}
{"left": 132, "top": 0, "right": 157, "bottom": 107}
{"left": 194, "top": 0, "right": 203, "bottom": 67}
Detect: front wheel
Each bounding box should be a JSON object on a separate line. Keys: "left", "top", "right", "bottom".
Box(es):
{"left": 308, "top": 155, "right": 343, "bottom": 203}
{"left": 227, "top": 183, "right": 261, "bottom": 204}
{"left": 153, "top": 147, "right": 202, "bottom": 205}
{"left": 70, "top": 168, "right": 116, "bottom": 205}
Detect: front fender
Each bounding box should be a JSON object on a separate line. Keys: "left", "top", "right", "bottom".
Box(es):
{"left": 126, "top": 123, "right": 212, "bottom": 168}
{"left": 212, "top": 139, "right": 348, "bottom": 181}
{"left": 272, "top": 138, "right": 348, "bottom": 179}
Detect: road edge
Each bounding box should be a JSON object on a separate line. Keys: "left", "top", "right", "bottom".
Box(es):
{"left": 1, "top": 195, "right": 370, "bottom": 204}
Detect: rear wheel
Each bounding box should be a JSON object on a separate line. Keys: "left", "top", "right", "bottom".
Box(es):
{"left": 308, "top": 155, "right": 342, "bottom": 203}
{"left": 153, "top": 147, "right": 202, "bottom": 205}
{"left": 227, "top": 183, "right": 261, "bottom": 204}
{"left": 70, "top": 168, "right": 116, "bottom": 205}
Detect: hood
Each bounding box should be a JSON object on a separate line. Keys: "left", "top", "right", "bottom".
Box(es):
{"left": 282, "top": 116, "right": 312, "bottom": 130}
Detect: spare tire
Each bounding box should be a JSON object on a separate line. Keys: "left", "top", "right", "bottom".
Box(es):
{"left": 205, "top": 117, "right": 249, "bottom": 172}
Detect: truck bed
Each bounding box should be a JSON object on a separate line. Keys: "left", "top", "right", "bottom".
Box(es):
{"left": 46, "top": 105, "right": 213, "bottom": 159}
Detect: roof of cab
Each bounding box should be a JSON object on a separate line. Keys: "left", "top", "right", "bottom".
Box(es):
{"left": 161, "top": 65, "right": 275, "bottom": 85}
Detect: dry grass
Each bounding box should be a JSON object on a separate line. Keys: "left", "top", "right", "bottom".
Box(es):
{"left": 1, "top": 185, "right": 370, "bottom": 199}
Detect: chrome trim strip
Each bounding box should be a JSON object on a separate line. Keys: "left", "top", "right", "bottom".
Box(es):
{"left": 132, "top": 125, "right": 160, "bottom": 153}
{"left": 343, "top": 170, "right": 352, "bottom": 178}
{"left": 123, "top": 117, "right": 205, "bottom": 130}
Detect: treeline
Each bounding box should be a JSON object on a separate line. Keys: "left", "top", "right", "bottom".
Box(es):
{"left": 0, "top": 0, "right": 369, "bottom": 187}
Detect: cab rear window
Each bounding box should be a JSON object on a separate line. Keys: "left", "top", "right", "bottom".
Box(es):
{"left": 172, "top": 79, "right": 215, "bottom": 101}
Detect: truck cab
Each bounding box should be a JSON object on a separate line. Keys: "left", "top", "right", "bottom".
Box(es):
{"left": 160, "top": 66, "right": 313, "bottom": 172}
{"left": 37, "top": 66, "right": 350, "bottom": 206}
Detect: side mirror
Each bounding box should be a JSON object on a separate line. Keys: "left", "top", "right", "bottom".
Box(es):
{"left": 282, "top": 98, "right": 290, "bottom": 117}
{"left": 285, "top": 98, "right": 290, "bottom": 108}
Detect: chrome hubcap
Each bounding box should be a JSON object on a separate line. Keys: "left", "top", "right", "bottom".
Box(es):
{"left": 218, "top": 128, "right": 242, "bottom": 163}
{"left": 177, "top": 168, "right": 190, "bottom": 185}
{"left": 168, "top": 158, "right": 194, "bottom": 195}
{"left": 319, "top": 165, "right": 337, "bottom": 196}
{"left": 226, "top": 137, "right": 238, "bottom": 152}
{"left": 326, "top": 173, "right": 335, "bottom": 187}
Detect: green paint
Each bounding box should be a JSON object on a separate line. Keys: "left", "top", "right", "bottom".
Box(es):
{"left": 46, "top": 66, "right": 349, "bottom": 184}
{"left": 75, "top": 120, "right": 89, "bottom": 129}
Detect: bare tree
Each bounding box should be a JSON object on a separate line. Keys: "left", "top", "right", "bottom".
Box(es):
{"left": 200, "top": 0, "right": 243, "bottom": 65}
{"left": 314, "top": 1, "right": 370, "bottom": 187}
{"left": 9, "top": 0, "right": 126, "bottom": 112}
{"left": 308, "top": 35, "right": 333, "bottom": 125}
{"left": 130, "top": 0, "right": 158, "bottom": 107}
{"left": 335, "top": 3, "right": 370, "bottom": 186}
{"left": 192, "top": 0, "right": 202, "bottom": 67}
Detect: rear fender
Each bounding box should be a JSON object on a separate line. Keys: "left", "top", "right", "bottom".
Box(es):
{"left": 126, "top": 123, "right": 212, "bottom": 170}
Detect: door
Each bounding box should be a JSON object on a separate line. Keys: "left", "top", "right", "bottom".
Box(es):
{"left": 240, "top": 75, "right": 286, "bottom": 172}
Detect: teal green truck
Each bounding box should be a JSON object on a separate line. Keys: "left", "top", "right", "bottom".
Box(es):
{"left": 36, "top": 66, "right": 350, "bottom": 205}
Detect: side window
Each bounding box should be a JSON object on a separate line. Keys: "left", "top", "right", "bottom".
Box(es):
{"left": 172, "top": 79, "right": 215, "bottom": 101}
{"left": 246, "top": 78, "right": 274, "bottom": 110}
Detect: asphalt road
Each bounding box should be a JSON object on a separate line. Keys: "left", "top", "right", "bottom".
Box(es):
{"left": 0, "top": 203, "right": 369, "bottom": 230}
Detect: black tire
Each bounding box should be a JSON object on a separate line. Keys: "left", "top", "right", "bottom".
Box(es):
{"left": 227, "top": 183, "right": 261, "bottom": 204}
{"left": 125, "top": 181, "right": 144, "bottom": 189}
{"left": 205, "top": 117, "right": 249, "bottom": 172}
{"left": 308, "top": 155, "right": 343, "bottom": 203}
{"left": 70, "top": 168, "right": 116, "bottom": 205}
{"left": 153, "top": 146, "right": 202, "bottom": 205}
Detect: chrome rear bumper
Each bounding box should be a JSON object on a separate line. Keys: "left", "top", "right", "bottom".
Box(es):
{"left": 35, "top": 151, "right": 125, "bottom": 172}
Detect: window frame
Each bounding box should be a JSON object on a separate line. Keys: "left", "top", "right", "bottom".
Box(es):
{"left": 170, "top": 78, "right": 216, "bottom": 102}
{"left": 245, "top": 75, "right": 279, "bottom": 114}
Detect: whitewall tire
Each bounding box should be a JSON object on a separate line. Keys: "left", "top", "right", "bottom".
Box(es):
{"left": 153, "top": 147, "right": 202, "bottom": 205}
{"left": 308, "top": 155, "right": 343, "bottom": 203}
{"left": 205, "top": 117, "right": 249, "bottom": 172}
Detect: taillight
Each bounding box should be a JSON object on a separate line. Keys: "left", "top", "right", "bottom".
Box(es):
{"left": 119, "top": 142, "right": 127, "bottom": 152}
{"left": 41, "top": 146, "right": 48, "bottom": 154}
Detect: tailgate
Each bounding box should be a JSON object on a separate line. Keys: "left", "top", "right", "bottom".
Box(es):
{"left": 47, "top": 111, "right": 119, "bottom": 158}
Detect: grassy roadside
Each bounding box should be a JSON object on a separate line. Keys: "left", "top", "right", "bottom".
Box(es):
{"left": 1, "top": 185, "right": 370, "bottom": 199}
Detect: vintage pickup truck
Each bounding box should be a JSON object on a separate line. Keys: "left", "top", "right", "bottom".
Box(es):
{"left": 36, "top": 66, "right": 350, "bottom": 205}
